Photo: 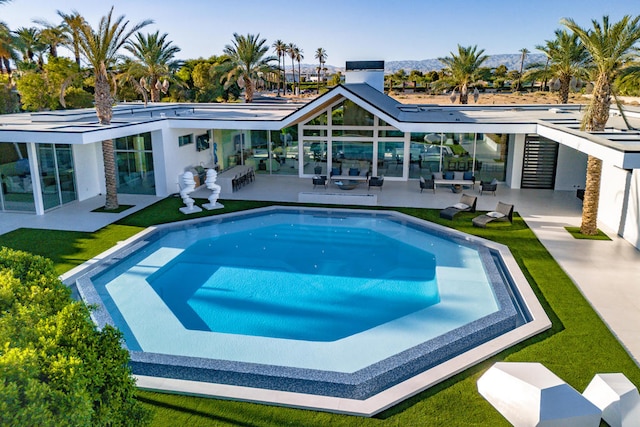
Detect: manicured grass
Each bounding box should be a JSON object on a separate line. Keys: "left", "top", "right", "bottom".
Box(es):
{"left": 565, "top": 226, "right": 611, "bottom": 240}
{"left": 1, "top": 199, "right": 639, "bottom": 426}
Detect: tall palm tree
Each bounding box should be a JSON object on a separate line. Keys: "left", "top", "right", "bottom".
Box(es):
{"left": 526, "top": 29, "right": 590, "bottom": 103}
{"left": 0, "top": 21, "right": 17, "bottom": 82}
{"left": 515, "top": 48, "right": 529, "bottom": 91}
{"left": 438, "top": 45, "right": 488, "bottom": 104}
{"left": 272, "top": 39, "right": 286, "bottom": 95}
{"left": 56, "top": 10, "right": 85, "bottom": 67}
{"left": 76, "top": 7, "right": 152, "bottom": 210}
{"left": 562, "top": 15, "right": 640, "bottom": 235}
{"left": 33, "top": 21, "right": 68, "bottom": 58}
{"left": 314, "top": 47, "right": 327, "bottom": 93}
{"left": 287, "top": 43, "right": 297, "bottom": 95}
{"left": 13, "top": 26, "right": 44, "bottom": 66}
{"left": 223, "top": 33, "right": 275, "bottom": 103}
{"left": 295, "top": 46, "right": 303, "bottom": 94}
{"left": 124, "top": 31, "right": 181, "bottom": 102}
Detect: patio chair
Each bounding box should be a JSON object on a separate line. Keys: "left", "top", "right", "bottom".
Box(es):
{"left": 312, "top": 175, "right": 327, "bottom": 189}
{"left": 480, "top": 179, "right": 498, "bottom": 196}
{"left": 420, "top": 176, "right": 435, "bottom": 193}
{"left": 472, "top": 202, "right": 514, "bottom": 228}
{"left": 439, "top": 193, "right": 477, "bottom": 220}
{"left": 368, "top": 175, "right": 384, "bottom": 191}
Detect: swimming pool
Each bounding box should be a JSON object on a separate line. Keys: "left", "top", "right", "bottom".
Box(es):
{"left": 73, "top": 206, "right": 551, "bottom": 415}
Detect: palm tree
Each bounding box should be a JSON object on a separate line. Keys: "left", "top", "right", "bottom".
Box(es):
{"left": 33, "top": 21, "right": 68, "bottom": 58}
{"left": 438, "top": 45, "right": 488, "bottom": 104}
{"left": 124, "top": 31, "right": 181, "bottom": 102}
{"left": 76, "top": 7, "right": 152, "bottom": 210}
{"left": 515, "top": 48, "right": 529, "bottom": 91}
{"left": 223, "top": 33, "right": 275, "bottom": 103}
{"left": 287, "top": 43, "right": 298, "bottom": 95}
{"left": 272, "top": 39, "right": 286, "bottom": 95}
{"left": 314, "top": 47, "right": 327, "bottom": 93}
{"left": 56, "top": 10, "right": 85, "bottom": 67}
{"left": 13, "top": 27, "right": 44, "bottom": 66}
{"left": 0, "top": 21, "right": 17, "bottom": 82}
{"left": 562, "top": 15, "right": 640, "bottom": 235}
{"left": 526, "top": 29, "right": 591, "bottom": 103}
{"left": 295, "top": 46, "right": 303, "bottom": 94}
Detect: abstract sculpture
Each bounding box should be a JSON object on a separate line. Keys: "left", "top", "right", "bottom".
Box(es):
{"left": 179, "top": 171, "right": 202, "bottom": 214}
{"left": 202, "top": 168, "right": 223, "bottom": 210}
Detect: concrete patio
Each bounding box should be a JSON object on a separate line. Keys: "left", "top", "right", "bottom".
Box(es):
{"left": 1, "top": 175, "right": 639, "bottom": 368}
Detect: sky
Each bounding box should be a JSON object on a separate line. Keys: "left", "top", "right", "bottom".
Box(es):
{"left": 3, "top": 0, "right": 640, "bottom": 68}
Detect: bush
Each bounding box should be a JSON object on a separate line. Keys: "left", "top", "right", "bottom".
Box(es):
{"left": 0, "top": 247, "right": 151, "bottom": 426}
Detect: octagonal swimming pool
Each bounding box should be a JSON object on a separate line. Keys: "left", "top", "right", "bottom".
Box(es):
{"left": 73, "top": 206, "right": 550, "bottom": 416}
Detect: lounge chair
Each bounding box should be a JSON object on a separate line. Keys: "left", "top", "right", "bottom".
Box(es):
{"left": 419, "top": 176, "right": 435, "bottom": 193}
{"left": 479, "top": 179, "right": 498, "bottom": 196}
{"left": 439, "top": 193, "right": 477, "bottom": 220}
{"left": 312, "top": 175, "right": 327, "bottom": 189}
{"left": 368, "top": 175, "right": 384, "bottom": 191}
{"left": 472, "top": 202, "right": 514, "bottom": 228}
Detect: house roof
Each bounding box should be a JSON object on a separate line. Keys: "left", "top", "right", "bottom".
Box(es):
{"left": 1, "top": 83, "right": 640, "bottom": 168}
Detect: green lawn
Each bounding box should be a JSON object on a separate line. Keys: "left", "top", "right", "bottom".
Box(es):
{"left": 1, "top": 197, "right": 638, "bottom": 426}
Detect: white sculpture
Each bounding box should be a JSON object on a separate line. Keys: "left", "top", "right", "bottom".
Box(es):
{"left": 202, "top": 168, "right": 223, "bottom": 210}
{"left": 478, "top": 362, "right": 601, "bottom": 427}
{"left": 583, "top": 373, "right": 640, "bottom": 427}
{"left": 179, "top": 171, "right": 202, "bottom": 214}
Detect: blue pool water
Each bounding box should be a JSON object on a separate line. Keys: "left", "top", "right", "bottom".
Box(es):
{"left": 87, "top": 207, "right": 514, "bottom": 378}
{"left": 146, "top": 223, "right": 439, "bottom": 341}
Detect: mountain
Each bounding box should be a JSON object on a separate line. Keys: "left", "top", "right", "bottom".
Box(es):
{"left": 298, "top": 53, "right": 546, "bottom": 75}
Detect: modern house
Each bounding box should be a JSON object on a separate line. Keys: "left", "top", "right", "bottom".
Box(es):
{"left": 2, "top": 62, "right": 640, "bottom": 249}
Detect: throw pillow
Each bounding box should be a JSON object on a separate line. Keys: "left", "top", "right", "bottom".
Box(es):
{"left": 453, "top": 203, "right": 469, "bottom": 210}
{"left": 487, "top": 211, "right": 505, "bottom": 218}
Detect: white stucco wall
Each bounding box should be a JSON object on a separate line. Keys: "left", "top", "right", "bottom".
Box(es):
{"left": 157, "top": 127, "right": 214, "bottom": 196}
{"left": 598, "top": 163, "right": 640, "bottom": 249}
{"left": 506, "top": 134, "right": 524, "bottom": 188}
{"left": 73, "top": 143, "right": 102, "bottom": 201}
{"left": 554, "top": 145, "right": 587, "bottom": 191}
{"left": 345, "top": 71, "right": 384, "bottom": 92}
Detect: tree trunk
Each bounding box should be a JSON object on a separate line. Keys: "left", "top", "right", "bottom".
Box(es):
{"left": 277, "top": 55, "right": 281, "bottom": 96}
{"left": 94, "top": 66, "right": 118, "bottom": 210}
{"left": 244, "top": 73, "right": 254, "bottom": 103}
{"left": 558, "top": 75, "right": 571, "bottom": 104}
{"left": 579, "top": 72, "right": 610, "bottom": 235}
{"left": 291, "top": 58, "right": 295, "bottom": 94}
{"left": 150, "top": 76, "right": 159, "bottom": 102}
{"left": 580, "top": 155, "right": 602, "bottom": 235}
{"left": 459, "top": 84, "right": 468, "bottom": 104}
{"left": 94, "top": 70, "right": 113, "bottom": 125}
{"left": 102, "top": 139, "right": 119, "bottom": 210}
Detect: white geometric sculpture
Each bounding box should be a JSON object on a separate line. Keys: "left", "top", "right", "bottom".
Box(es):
{"left": 583, "top": 373, "right": 640, "bottom": 427}
{"left": 202, "top": 168, "right": 223, "bottom": 210}
{"left": 478, "top": 362, "right": 601, "bottom": 427}
{"left": 178, "top": 171, "right": 202, "bottom": 214}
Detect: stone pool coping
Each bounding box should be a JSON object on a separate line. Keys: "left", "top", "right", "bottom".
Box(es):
{"left": 64, "top": 206, "right": 551, "bottom": 416}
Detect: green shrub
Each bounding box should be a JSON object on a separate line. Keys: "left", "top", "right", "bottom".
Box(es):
{"left": 0, "top": 247, "right": 151, "bottom": 426}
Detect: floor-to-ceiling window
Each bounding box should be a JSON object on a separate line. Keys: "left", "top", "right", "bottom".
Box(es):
{"left": 0, "top": 142, "right": 35, "bottom": 212}
{"left": 114, "top": 132, "right": 155, "bottom": 194}
{"left": 36, "top": 144, "right": 77, "bottom": 210}
{"left": 301, "top": 99, "right": 401, "bottom": 179}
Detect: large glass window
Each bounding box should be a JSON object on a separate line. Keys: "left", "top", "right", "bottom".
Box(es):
{"left": 0, "top": 142, "right": 35, "bottom": 212}
{"left": 303, "top": 140, "right": 327, "bottom": 175}
{"left": 331, "top": 100, "right": 374, "bottom": 126}
{"left": 114, "top": 133, "right": 155, "bottom": 194}
{"left": 37, "top": 144, "right": 77, "bottom": 210}
{"left": 332, "top": 140, "right": 372, "bottom": 176}
{"left": 377, "top": 141, "right": 404, "bottom": 178}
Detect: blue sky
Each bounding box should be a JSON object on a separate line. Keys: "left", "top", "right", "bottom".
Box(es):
{"left": 3, "top": 0, "right": 639, "bottom": 67}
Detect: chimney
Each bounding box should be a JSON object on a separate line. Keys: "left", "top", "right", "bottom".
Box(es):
{"left": 345, "top": 60, "right": 385, "bottom": 92}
